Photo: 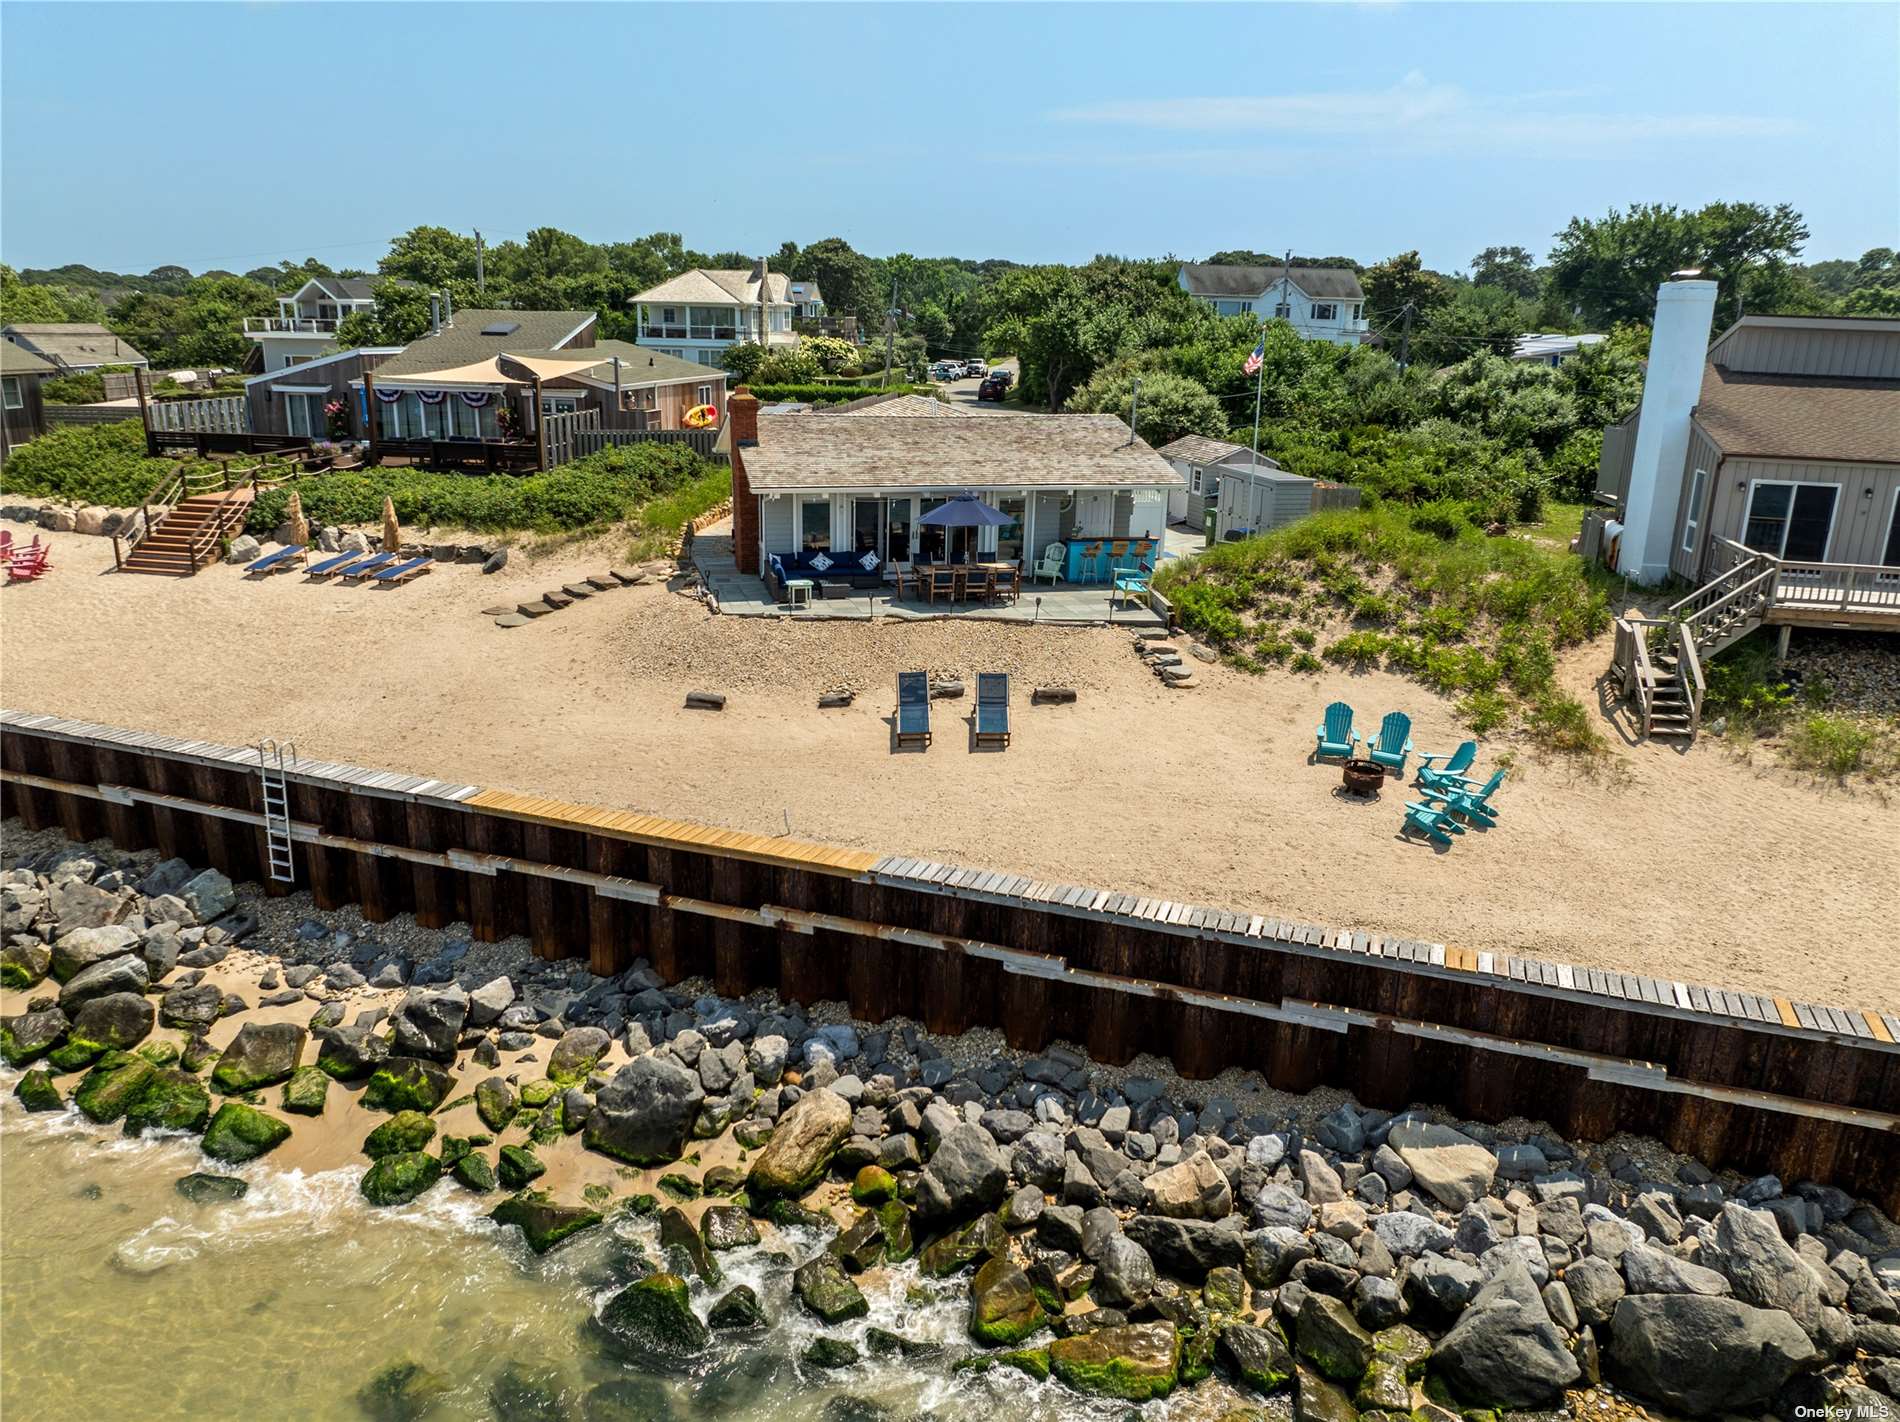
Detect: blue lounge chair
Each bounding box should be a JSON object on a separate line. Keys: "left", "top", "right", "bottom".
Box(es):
{"left": 338, "top": 552, "right": 397, "bottom": 582}
{"left": 304, "top": 550, "right": 362, "bottom": 578}
{"left": 372, "top": 556, "right": 433, "bottom": 585}
{"left": 1402, "top": 800, "right": 1466, "bottom": 846}
{"left": 1315, "top": 702, "right": 1357, "bottom": 760}
{"left": 896, "top": 671, "right": 931, "bottom": 749}
{"left": 1365, "top": 712, "right": 1414, "bottom": 775}
{"left": 246, "top": 544, "right": 306, "bottom": 575}
{"left": 1415, "top": 741, "right": 1477, "bottom": 790}
{"left": 974, "top": 673, "right": 1010, "bottom": 748}
{"left": 1423, "top": 768, "right": 1506, "bottom": 826}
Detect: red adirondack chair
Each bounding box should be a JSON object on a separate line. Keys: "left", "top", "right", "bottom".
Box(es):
{"left": 7, "top": 537, "right": 51, "bottom": 582}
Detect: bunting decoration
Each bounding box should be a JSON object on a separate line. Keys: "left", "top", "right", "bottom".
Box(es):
{"left": 459, "top": 391, "right": 492, "bottom": 408}
{"left": 374, "top": 388, "right": 402, "bottom": 404}
{"left": 416, "top": 389, "right": 447, "bottom": 405}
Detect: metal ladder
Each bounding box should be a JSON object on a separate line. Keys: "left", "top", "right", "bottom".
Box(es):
{"left": 257, "top": 739, "right": 297, "bottom": 884}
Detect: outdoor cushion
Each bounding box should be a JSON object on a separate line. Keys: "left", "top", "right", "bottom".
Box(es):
{"left": 858, "top": 551, "right": 880, "bottom": 572}
{"left": 808, "top": 551, "right": 833, "bottom": 572}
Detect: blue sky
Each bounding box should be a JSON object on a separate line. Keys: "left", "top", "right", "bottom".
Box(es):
{"left": 2, "top": 2, "right": 1894, "bottom": 275}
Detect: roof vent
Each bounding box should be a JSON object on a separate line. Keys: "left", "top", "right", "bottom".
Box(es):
{"left": 480, "top": 321, "right": 520, "bottom": 336}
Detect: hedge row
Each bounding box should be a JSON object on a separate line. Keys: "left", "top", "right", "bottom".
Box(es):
{"left": 744, "top": 382, "right": 932, "bottom": 406}
{"left": 0, "top": 421, "right": 199, "bottom": 507}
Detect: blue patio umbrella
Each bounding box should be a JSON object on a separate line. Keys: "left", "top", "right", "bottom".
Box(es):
{"left": 918, "top": 492, "right": 1011, "bottom": 527}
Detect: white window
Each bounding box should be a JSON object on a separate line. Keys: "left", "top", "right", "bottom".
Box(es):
{"left": 695, "top": 384, "right": 713, "bottom": 406}
{"left": 1273, "top": 303, "right": 1292, "bottom": 320}
{"left": 540, "top": 394, "right": 580, "bottom": 415}
{"left": 696, "top": 349, "right": 722, "bottom": 366}
{"left": 378, "top": 397, "right": 404, "bottom": 438}
{"left": 1189, "top": 467, "right": 1202, "bottom": 494}
{"left": 1352, "top": 304, "right": 1363, "bottom": 321}
{"left": 282, "top": 392, "right": 323, "bottom": 437}
{"left": 2, "top": 376, "right": 21, "bottom": 410}
{"left": 1681, "top": 468, "right": 1707, "bottom": 553}
{"left": 1311, "top": 303, "right": 1338, "bottom": 322}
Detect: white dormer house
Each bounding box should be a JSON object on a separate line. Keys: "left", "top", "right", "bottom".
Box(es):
{"left": 243, "top": 276, "right": 393, "bottom": 370}
{"left": 1176, "top": 263, "right": 1370, "bottom": 346}
{"left": 632, "top": 259, "right": 799, "bottom": 367}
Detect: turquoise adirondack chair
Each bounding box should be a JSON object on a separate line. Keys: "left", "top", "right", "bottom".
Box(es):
{"left": 1366, "top": 712, "right": 1414, "bottom": 775}
{"left": 1424, "top": 768, "right": 1507, "bottom": 827}
{"left": 1315, "top": 702, "right": 1357, "bottom": 760}
{"left": 1415, "top": 741, "right": 1477, "bottom": 791}
{"left": 1403, "top": 799, "right": 1466, "bottom": 846}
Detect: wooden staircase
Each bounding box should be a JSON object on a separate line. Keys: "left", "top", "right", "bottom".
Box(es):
{"left": 114, "top": 467, "right": 256, "bottom": 577}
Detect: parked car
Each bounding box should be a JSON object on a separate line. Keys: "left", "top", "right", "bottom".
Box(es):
{"left": 930, "top": 361, "right": 960, "bottom": 381}
{"left": 965, "top": 358, "right": 987, "bottom": 378}
{"left": 977, "top": 374, "right": 1009, "bottom": 401}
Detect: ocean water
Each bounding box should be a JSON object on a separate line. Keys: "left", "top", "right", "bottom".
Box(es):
{"left": 0, "top": 1090, "right": 1232, "bottom": 1422}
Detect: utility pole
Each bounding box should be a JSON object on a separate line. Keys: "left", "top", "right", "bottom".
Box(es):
{"left": 881, "top": 275, "right": 898, "bottom": 388}
{"left": 474, "top": 230, "right": 485, "bottom": 292}
{"left": 1398, "top": 301, "right": 1414, "bottom": 370}
{"left": 1125, "top": 377, "right": 1141, "bottom": 446}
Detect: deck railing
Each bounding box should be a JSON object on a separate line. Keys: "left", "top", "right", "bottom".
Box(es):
{"left": 243, "top": 316, "right": 341, "bottom": 335}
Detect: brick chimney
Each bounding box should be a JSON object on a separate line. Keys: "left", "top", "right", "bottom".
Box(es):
{"left": 728, "top": 386, "right": 761, "bottom": 574}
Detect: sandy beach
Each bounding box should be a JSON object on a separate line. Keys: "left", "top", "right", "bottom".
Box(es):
{"left": 3, "top": 516, "right": 1896, "bottom": 1011}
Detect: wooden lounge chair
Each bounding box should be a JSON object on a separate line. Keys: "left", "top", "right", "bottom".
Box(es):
{"left": 1365, "top": 712, "right": 1414, "bottom": 775}
{"left": 245, "top": 545, "right": 307, "bottom": 575}
{"left": 1422, "top": 768, "right": 1506, "bottom": 826}
{"left": 1315, "top": 701, "right": 1357, "bottom": 760}
{"left": 1402, "top": 799, "right": 1466, "bottom": 846}
{"left": 372, "top": 556, "right": 433, "bottom": 585}
{"left": 1415, "top": 741, "right": 1477, "bottom": 790}
{"left": 304, "top": 550, "right": 363, "bottom": 579}
{"left": 974, "top": 672, "right": 1011, "bottom": 748}
{"left": 338, "top": 552, "right": 397, "bottom": 582}
{"left": 895, "top": 671, "right": 931, "bottom": 749}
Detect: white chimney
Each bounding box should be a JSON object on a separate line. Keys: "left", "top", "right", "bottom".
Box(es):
{"left": 1617, "top": 274, "right": 1717, "bottom": 584}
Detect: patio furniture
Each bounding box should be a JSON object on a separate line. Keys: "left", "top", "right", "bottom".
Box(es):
{"left": 6, "top": 538, "right": 50, "bottom": 582}
{"left": 1032, "top": 543, "right": 1066, "bottom": 585}
{"left": 992, "top": 565, "right": 1021, "bottom": 603}
{"left": 1132, "top": 539, "right": 1154, "bottom": 563}
{"left": 1080, "top": 541, "right": 1104, "bottom": 582}
{"left": 975, "top": 673, "right": 1011, "bottom": 748}
{"left": 1341, "top": 758, "right": 1385, "bottom": 797}
{"left": 896, "top": 671, "right": 932, "bottom": 749}
{"left": 246, "top": 545, "right": 307, "bottom": 576}
{"left": 1422, "top": 768, "right": 1506, "bottom": 826}
{"left": 963, "top": 567, "right": 996, "bottom": 604}
{"left": 1365, "top": 712, "right": 1414, "bottom": 775}
{"left": 337, "top": 552, "right": 397, "bottom": 582}
{"left": 1415, "top": 741, "right": 1477, "bottom": 790}
{"left": 924, "top": 566, "right": 956, "bottom": 603}
{"left": 1315, "top": 702, "right": 1358, "bottom": 760}
{"left": 373, "top": 556, "right": 434, "bottom": 585}
{"left": 0, "top": 529, "right": 13, "bottom": 563}
{"left": 785, "top": 577, "right": 815, "bottom": 610}
{"left": 1402, "top": 799, "right": 1466, "bottom": 847}
{"left": 1111, "top": 563, "right": 1152, "bottom": 610}
{"left": 305, "top": 550, "right": 363, "bottom": 579}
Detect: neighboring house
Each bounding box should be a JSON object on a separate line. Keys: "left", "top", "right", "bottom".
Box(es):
{"left": 243, "top": 276, "right": 410, "bottom": 372}
{"left": 1, "top": 323, "right": 149, "bottom": 373}
{"left": 725, "top": 390, "right": 1182, "bottom": 580}
{"left": 245, "top": 346, "right": 402, "bottom": 440}
{"left": 1, "top": 342, "right": 54, "bottom": 461}
{"left": 1155, "top": 434, "right": 1284, "bottom": 530}
{"left": 632, "top": 259, "right": 798, "bottom": 366}
{"left": 788, "top": 281, "right": 825, "bottom": 320}
{"left": 1176, "top": 263, "right": 1369, "bottom": 345}
{"left": 1511, "top": 332, "right": 1606, "bottom": 367}
{"left": 821, "top": 392, "right": 954, "bottom": 417}
{"left": 1595, "top": 286, "right": 1900, "bottom": 592}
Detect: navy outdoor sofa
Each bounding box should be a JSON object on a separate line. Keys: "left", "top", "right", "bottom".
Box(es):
{"left": 768, "top": 550, "right": 884, "bottom": 599}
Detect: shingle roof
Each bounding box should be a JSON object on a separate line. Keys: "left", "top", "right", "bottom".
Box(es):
{"left": 541, "top": 340, "right": 724, "bottom": 388}
{"left": 789, "top": 281, "right": 823, "bottom": 304}
{"left": 0, "top": 343, "right": 57, "bottom": 376}
{"left": 743, "top": 413, "right": 1185, "bottom": 492}
{"left": 1695, "top": 364, "right": 1900, "bottom": 465}
{"left": 370, "top": 309, "right": 596, "bottom": 378}
{"left": 2, "top": 324, "right": 149, "bottom": 367}
{"left": 1178, "top": 263, "right": 1364, "bottom": 302}
{"left": 825, "top": 392, "right": 954, "bottom": 416}
{"left": 632, "top": 268, "right": 791, "bottom": 306}
{"left": 1157, "top": 434, "right": 1246, "bottom": 464}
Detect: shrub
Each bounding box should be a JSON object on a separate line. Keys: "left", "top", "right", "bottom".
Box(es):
{"left": 1289, "top": 652, "right": 1323, "bottom": 674}
{"left": 1526, "top": 693, "right": 1603, "bottom": 754}
{"left": 0, "top": 420, "right": 181, "bottom": 506}
{"left": 1407, "top": 499, "right": 1470, "bottom": 540}
{"left": 1324, "top": 631, "right": 1387, "bottom": 668}
{"left": 744, "top": 382, "right": 929, "bottom": 406}
{"left": 1785, "top": 714, "right": 1878, "bottom": 777}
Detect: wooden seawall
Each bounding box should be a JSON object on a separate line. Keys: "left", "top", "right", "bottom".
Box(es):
{"left": 3, "top": 708, "right": 1895, "bottom": 1213}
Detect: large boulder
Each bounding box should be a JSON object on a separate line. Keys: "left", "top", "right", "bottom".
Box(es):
{"left": 61, "top": 991, "right": 155, "bottom": 1062}
{"left": 1220, "top": 1322, "right": 1295, "bottom": 1395}
{"left": 73, "top": 1050, "right": 157, "bottom": 1122}
{"left": 1296, "top": 1291, "right": 1375, "bottom": 1382}
{"left": 586, "top": 1055, "right": 705, "bottom": 1166}
{"left": 491, "top": 1191, "right": 602, "bottom": 1254}
{"left": 915, "top": 1123, "right": 1010, "bottom": 1220}
{"left": 1622, "top": 1242, "right": 1731, "bottom": 1297}
{"left": 747, "top": 1087, "right": 852, "bottom": 1196}
{"left": 596, "top": 1274, "right": 710, "bottom": 1367}
{"left": 361, "top": 1151, "right": 442, "bottom": 1207}
{"left": 1, "top": 939, "right": 51, "bottom": 990}
{"left": 1142, "top": 1149, "right": 1233, "bottom": 1220}
{"left": 1, "top": 1007, "right": 69, "bottom": 1066}
{"left": 177, "top": 869, "right": 236, "bottom": 922}
{"left": 1124, "top": 1214, "right": 1246, "bottom": 1280}
{"left": 160, "top": 982, "right": 224, "bottom": 1031}
{"left": 1701, "top": 1202, "right": 1833, "bottom": 1340}
{"left": 1608, "top": 1293, "right": 1815, "bottom": 1416}
{"left": 466, "top": 976, "right": 515, "bottom": 1026}
{"left": 1048, "top": 1322, "right": 1181, "bottom": 1401}
{"left": 794, "top": 1252, "right": 869, "bottom": 1323}
{"left": 316, "top": 1023, "right": 390, "bottom": 1080}
{"left": 363, "top": 1058, "right": 456, "bottom": 1114}
{"left": 212, "top": 1021, "right": 308, "bottom": 1092}
{"left": 392, "top": 986, "right": 469, "bottom": 1063}
{"left": 200, "top": 1101, "right": 293, "bottom": 1162}
{"left": 969, "top": 1255, "right": 1047, "bottom": 1345}
{"left": 57, "top": 953, "right": 149, "bottom": 1013}
{"left": 48, "top": 878, "right": 123, "bottom": 935}
{"left": 1092, "top": 1234, "right": 1158, "bottom": 1310}
{"left": 1387, "top": 1120, "right": 1497, "bottom": 1210}
{"left": 50, "top": 924, "right": 142, "bottom": 982}
{"left": 1432, "top": 1259, "right": 1580, "bottom": 1407}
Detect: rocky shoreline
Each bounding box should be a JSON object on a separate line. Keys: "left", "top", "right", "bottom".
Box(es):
{"left": 4, "top": 821, "right": 1899, "bottom": 1422}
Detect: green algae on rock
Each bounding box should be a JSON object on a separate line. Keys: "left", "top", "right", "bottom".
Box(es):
{"left": 475, "top": 1076, "right": 518, "bottom": 1132}
{"left": 497, "top": 1144, "right": 546, "bottom": 1190}
{"left": 489, "top": 1189, "right": 604, "bottom": 1253}
{"left": 210, "top": 1021, "right": 308, "bottom": 1093}
{"left": 281, "top": 1065, "right": 330, "bottom": 1116}
{"left": 14, "top": 1067, "right": 64, "bottom": 1113}
{"left": 0, "top": 1008, "right": 69, "bottom": 1067}
{"left": 355, "top": 1360, "right": 452, "bottom": 1422}
{"left": 1049, "top": 1321, "right": 1182, "bottom": 1401}
{"left": 74, "top": 1050, "right": 157, "bottom": 1123}
{"left": 793, "top": 1252, "right": 869, "bottom": 1323}
{"left": 200, "top": 1101, "right": 292, "bottom": 1163}
{"left": 360, "top": 1150, "right": 442, "bottom": 1207}
{"left": 364, "top": 1111, "right": 437, "bottom": 1160}
{"left": 746, "top": 1087, "right": 851, "bottom": 1198}
{"left": 707, "top": 1284, "right": 767, "bottom": 1330}
{"left": 363, "top": 1058, "right": 455, "bottom": 1114}
{"left": 595, "top": 1272, "right": 710, "bottom": 1363}
{"left": 452, "top": 1151, "right": 498, "bottom": 1193}
{"left": 969, "top": 1255, "right": 1048, "bottom": 1345}
{"left": 122, "top": 1069, "right": 211, "bottom": 1136}
{"left": 175, "top": 1172, "right": 249, "bottom": 1203}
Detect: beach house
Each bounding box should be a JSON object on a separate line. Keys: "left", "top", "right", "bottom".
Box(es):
{"left": 1176, "top": 263, "right": 1369, "bottom": 345}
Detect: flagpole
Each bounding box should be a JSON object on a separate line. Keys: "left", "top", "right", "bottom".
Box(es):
{"left": 1250, "top": 331, "right": 1265, "bottom": 462}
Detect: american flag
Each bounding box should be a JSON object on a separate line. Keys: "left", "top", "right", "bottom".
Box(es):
{"left": 1243, "top": 337, "right": 1265, "bottom": 376}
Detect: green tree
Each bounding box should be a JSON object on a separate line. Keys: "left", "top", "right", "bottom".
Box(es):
{"left": 0, "top": 263, "right": 104, "bottom": 323}
{"left": 1469, "top": 246, "right": 1541, "bottom": 299}
{"left": 791, "top": 238, "right": 878, "bottom": 323}
{"left": 1697, "top": 201, "right": 1809, "bottom": 322}
{"left": 335, "top": 279, "right": 437, "bottom": 348}
{"left": 1842, "top": 285, "right": 1900, "bottom": 316}
{"left": 381, "top": 225, "right": 479, "bottom": 289}
{"left": 1411, "top": 286, "right": 1525, "bottom": 367}
{"left": 1063, "top": 366, "right": 1225, "bottom": 447}
{"left": 1362, "top": 251, "right": 1449, "bottom": 328}
{"left": 719, "top": 342, "right": 768, "bottom": 383}
{"left": 1556, "top": 339, "right": 1644, "bottom": 430}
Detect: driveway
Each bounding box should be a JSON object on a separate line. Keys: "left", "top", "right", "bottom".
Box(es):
{"left": 935, "top": 359, "right": 1019, "bottom": 411}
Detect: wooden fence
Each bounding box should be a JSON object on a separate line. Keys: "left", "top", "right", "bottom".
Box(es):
{"left": 3, "top": 708, "right": 1896, "bottom": 1214}
{"left": 146, "top": 395, "right": 249, "bottom": 434}
{"left": 45, "top": 403, "right": 142, "bottom": 426}
{"left": 1311, "top": 482, "right": 1362, "bottom": 513}
{"left": 544, "top": 408, "right": 724, "bottom": 468}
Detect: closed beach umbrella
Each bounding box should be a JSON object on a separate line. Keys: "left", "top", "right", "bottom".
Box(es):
{"left": 382, "top": 496, "right": 402, "bottom": 555}
{"left": 285, "top": 490, "right": 308, "bottom": 547}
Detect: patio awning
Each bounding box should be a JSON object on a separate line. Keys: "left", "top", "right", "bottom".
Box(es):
{"left": 373, "top": 351, "right": 609, "bottom": 389}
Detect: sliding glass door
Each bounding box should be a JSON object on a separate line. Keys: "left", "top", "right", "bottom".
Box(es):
{"left": 1743, "top": 481, "right": 1838, "bottom": 563}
